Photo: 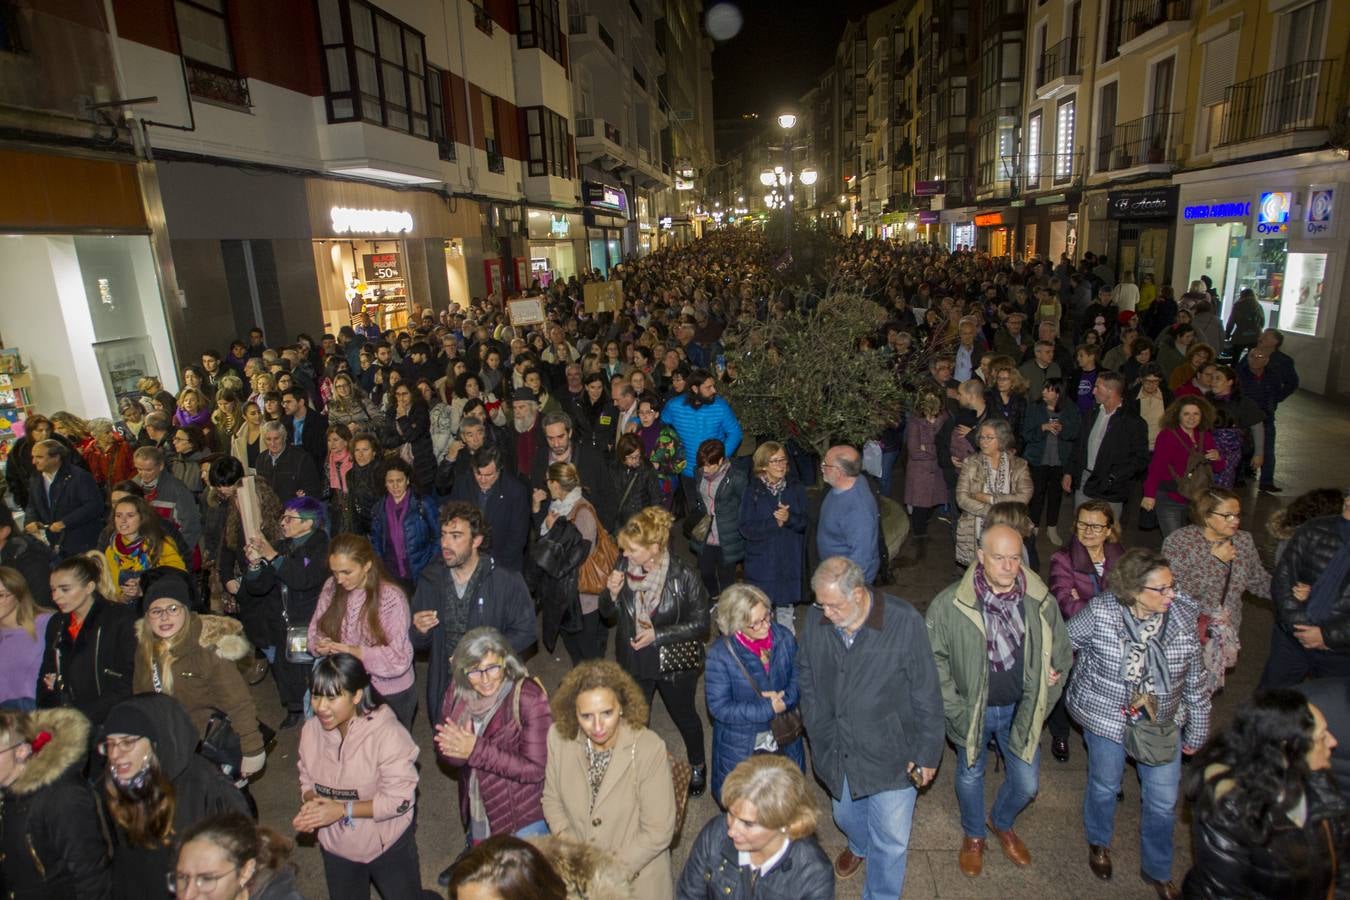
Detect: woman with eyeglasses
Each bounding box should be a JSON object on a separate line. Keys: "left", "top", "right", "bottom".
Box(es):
{"left": 1162, "top": 489, "right": 1270, "bottom": 693}
{"left": 133, "top": 571, "right": 265, "bottom": 780}
{"left": 172, "top": 812, "right": 301, "bottom": 900}
{"left": 101, "top": 693, "right": 249, "bottom": 900}
{"left": 704, "top": 584, "right": 804, "bottom": 806}
{"left": 1046, "top": 500, "right": 1124, "bottom": 763}
{"left": 634, "top": 393, "right": 685, "bottom": 510}
{"left": 1066, "top": 548, "right": 1209, "bottom": 898}
{"left": 380, "top": 381, "right": 437, "bottom": 495}
{"left": 433, "top": 627, "right": 552, "bottom": 884}
{"left": 242, "top": 496, "right": 332, "bottom": 730}
{"left": 739, "top": 441, "right": 808, "bottom": 632}
{"left": 955, "top": 418, "right": 1032, "bottom": 567}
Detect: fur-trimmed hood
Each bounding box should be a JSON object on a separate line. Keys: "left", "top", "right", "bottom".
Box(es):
{"left": 3, "top": 707, "right": 90, "bottom": 797}
{"left": 135, "top": 612, "right": 251, "bottom": 662}
{"left": 528, "top": 835, "right": 637, "bottom": 900}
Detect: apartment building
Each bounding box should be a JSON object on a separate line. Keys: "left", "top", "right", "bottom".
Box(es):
{"left": 1019, "top": 0, "right": 1348, "bottom": 393}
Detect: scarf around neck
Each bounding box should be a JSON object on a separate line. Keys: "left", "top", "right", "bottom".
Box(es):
{"left": 627, "top": 550, "right": 671, "bottom": 624}
{"left": 328, "top": 447, "right": 353, "bottom": 492}
{"left": 385, "top": 493, "right": 412, "bottom": 578}
{"left": 974, "top": 565, "right": 1025, "bottom": 673}
{"left": 113, "top": 532, "right": 153, "bottom": 572}
{"left": 1121, "top": 604, "right": 1171, "bottom": 700}
{"left": 735, "top": 629, "right": 774, "bottom": 671}
{"left": 759, "top": 474, "right": 786, "bottom": 497}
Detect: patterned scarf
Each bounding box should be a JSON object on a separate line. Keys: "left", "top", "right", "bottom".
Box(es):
{"left": 759, "top": 474, "right": 786, "bottom": 497}
{"left": 973, "top": 565, "right": 1025, "bottom": 673}
{"left": 112, "top": 533, "right": 153, "bottom": 572}
{"left": 1121, "top": 606, "right": 1171, "bottom": 699}
{"left": 626, "top": 550, "right": 671, "bottom": 626}
{"left": 973, "top": 452, "right": 1012, "bottom": 545}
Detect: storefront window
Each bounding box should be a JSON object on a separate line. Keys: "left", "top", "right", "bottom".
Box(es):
{"left": 1279, "top": 252, "right": 1326, "bottom": 335}
{"left": 1189, "top": 222, "right": 1246, "bottom": 321}
{"left": 1232, "top": 235, "right": 1287, "bottom": 325}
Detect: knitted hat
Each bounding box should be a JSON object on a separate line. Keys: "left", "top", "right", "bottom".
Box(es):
{"left": 510, "top": 386, "right": 538, "bottom": 403}
{"left": 137, "top": 570, "right": 192, "bottom": 617}
{"left": 102, "top": 700, "right": 158, "bottom": 741}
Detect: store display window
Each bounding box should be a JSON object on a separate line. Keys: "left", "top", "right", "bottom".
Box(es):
{"left": 1279, "top": 252, "right": 1327, "bottom": 336}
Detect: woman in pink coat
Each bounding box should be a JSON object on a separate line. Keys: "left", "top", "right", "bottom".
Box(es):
{"left": 1141, "top": 396, "right": 1223, "bottom": 538}
{"left": 904, "top": 391, "right": 949, "bottom": 538}
{"left": 294, "top": 653, "right": 421, "bottom": 900}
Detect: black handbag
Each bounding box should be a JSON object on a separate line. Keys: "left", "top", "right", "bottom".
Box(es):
{"left": 724, "top": 639, "right": 804, "bottom": 747}
{"left": 658, "top": 639, "right": 705, "bottom": 675}
{"left": 199, "top": 709, "right": 243, "bottom": 778}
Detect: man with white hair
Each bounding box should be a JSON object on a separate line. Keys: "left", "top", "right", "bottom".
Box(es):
{"left": 254, "top": 420, "right": 322, "bottom": 501}
{"left": 797, "top": 556, "right": 944, "bottom": 898}
{"left": 927, "top": 525, "right": 1071, "bottom": 877}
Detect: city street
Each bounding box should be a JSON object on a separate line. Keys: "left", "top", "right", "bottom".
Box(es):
{"left": 249, "top": 390, "right": 1350, "bottom": 898}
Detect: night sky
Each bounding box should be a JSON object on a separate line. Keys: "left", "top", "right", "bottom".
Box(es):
{"left": 708, "top": 0, "right": 888, "bottom": 124}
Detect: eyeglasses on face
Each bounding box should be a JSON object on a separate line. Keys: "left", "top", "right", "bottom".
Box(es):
{"left": 1075, "top": 521, "right": 1109, "bottom": 534}
{"left": 465, "top": 663, "right": 503, "bottom": 680}
{"left": 167, "top": 867, "right": 238, "bottom": 895}
{"left": 147, "top": 604, "right": 185, "bottom": 620}
{"left": 98, "top": 735, "right": 144, "bottom": 755}
{"left": 1141, "top": 582, "right": 1177, "bottom": 596}
{"left": 745, "top": 612, "right": 771, "bottom": 631}
{"left": 1207, "top": 510, "right": 1241, "bottom": 523}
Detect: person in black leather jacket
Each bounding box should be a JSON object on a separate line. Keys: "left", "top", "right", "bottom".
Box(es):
{"left": 677, "top": 755, "right": 833, "bottom": 900}
{"left": 1183, "top": 689, "right": 1349, "bottom": 899}
{"left": 600, "top": 505, "right": 710, "bottom": 795}
{"left": 1259, "top": 495, "right": 1350, "bottom": 689}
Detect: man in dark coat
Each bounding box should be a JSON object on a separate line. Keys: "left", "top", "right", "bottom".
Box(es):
{"left": 1062, "top": 371, "right": 1149, "bottom": 523}
{"left": 254, "top": 421, "right": 323, "bottom": 502}
{"left": 409, "top": 501, "right": 536, "bottom": 728}
{"left": 280, "top": 387, "right": 329, "bottom": 469}
{"left": 1239, "top": 329, "right": 1300, "bottom": 493}
{"left": 1260, "top": 495, "right": 1350, "bottom": 688}
{"left": 1295, "top": 678, "right": 1350, "bottom": 787}
{"left": 0, "top": 503, "right": 53, "bottom": 604}
{"left": 448, "top": 445, "right": 531, "bottom": 572}
{"left": 796, "top": 556, "right": 944, "bottom": 897}
{"left": 23, "top": 441, "right": 105, "bottom": 557}
{"left": 528, "top": 410, "right": 615, "bottom": 527}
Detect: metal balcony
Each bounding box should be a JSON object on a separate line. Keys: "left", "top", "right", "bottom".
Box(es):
{"left": 1110, "top": 0, "right": 1192, "bottom": 58}
{"left": 575, "top": 116, "right": 624, "bottom": 170}
{"left": 1035, "top": 36, "right": 1081, "bottom": 100}
{"left": 1218, "top": 59, "right": 1339, "bottom": 147}
{"left": 1096, "top": 111, "right": 1180, "bottom": 173}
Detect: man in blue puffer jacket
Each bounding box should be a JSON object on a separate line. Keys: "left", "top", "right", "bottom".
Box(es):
{"left": 661, "top": 369, "right": 743, "bottom": 500}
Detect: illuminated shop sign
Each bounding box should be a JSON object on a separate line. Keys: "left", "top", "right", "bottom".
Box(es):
{"left": 1304, "top": 189, "right": 1334, "bottom": 239}
{"left": 1256, "top": 191, "right": 1291, "bottom": 234}
{"left": 330, "top": 207, "right": 414, "bottom": 234}
{"left": 1182, "top": 201, "right": 1250, "bottom": 221}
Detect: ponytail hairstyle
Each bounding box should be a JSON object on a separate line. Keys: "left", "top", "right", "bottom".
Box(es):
{"left": 51, "top": 554, "right": 103, "bottom": 598}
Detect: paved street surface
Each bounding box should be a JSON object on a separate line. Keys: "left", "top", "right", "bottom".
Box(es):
{"left": 248, "top": 390, "right": 1349, "bottom": 898}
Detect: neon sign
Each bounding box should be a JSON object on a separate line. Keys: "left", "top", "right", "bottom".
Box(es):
{"left": 1183, "top": 202, "right": 1250, "bottom": 221}
{"left": 330, "top": 207, "right": 414, "bottom": 234}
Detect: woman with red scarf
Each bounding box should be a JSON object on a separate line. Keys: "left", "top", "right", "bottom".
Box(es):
{"left": 325, "top": 424, "right": 355, "bottom": 535}
{"left": 703, "top": 583, "right": 804, "bottom": 804}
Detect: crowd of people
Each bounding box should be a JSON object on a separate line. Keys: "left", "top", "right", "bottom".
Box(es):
{"left": 0, "top": 228, "right": 1346, "bottom": 900}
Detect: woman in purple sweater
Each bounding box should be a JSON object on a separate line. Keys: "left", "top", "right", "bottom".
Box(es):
{"left": 1046, "top": 500, "right": 1124, "bottom": 763}
{"left": 1141, "top": 396, "right": 1223, "bottom": 537}
{"left": 0, "top": 566, "right": 52, "bottom": 710}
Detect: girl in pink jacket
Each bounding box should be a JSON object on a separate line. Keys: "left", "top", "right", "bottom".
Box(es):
{"left": 309, "top": 534, "right": 416, "bottom": 728}
{"left": 294, "top": 653, "right": 422, "bottom": 899}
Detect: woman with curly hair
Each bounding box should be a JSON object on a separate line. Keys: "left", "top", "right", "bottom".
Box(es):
{"left": 1183, "top": 689, "right": 1345, "bottom": 898}
{"left": 1142, "top": 396, "right": 1223, "bottom": 538}
{"left": 542, "top": 659, "right": 677, "bottom": 900}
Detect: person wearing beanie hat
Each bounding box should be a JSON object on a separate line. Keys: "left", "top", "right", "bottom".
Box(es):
{"left": 101, "top": 693, "right": 248, "bottom": 900}
{"left": 242, "top": 495, "right": 333, "bottom": 729}
{"left": 511, "top": 387, "right": 543, "bottom": 476}
{"left": 132, "top": 568, "right": 266, "bottom": 782}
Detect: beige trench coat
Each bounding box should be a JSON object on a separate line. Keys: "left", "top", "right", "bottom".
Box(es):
{"left": 542, "top": 722, "right": 676, "bottom": 900}
{"left": 955, "top": 452, "right": 1033, "bottom": 565}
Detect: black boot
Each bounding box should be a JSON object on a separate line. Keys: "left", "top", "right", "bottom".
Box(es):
{"left": 688, "top": 764, "right": 707, "bottom": 797}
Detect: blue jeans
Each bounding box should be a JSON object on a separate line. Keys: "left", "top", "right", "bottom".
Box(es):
{"left": 513, "top": 819, "right": 549, "bottom": 837}
{"left": 954, "top": 703, "right": 1041, "bottom": 837}
{"left": 1083, "top": 729, "right": 1180, "bottom": 882}
{"left": 832, "top": 775, "right": 917, "bottom": 900}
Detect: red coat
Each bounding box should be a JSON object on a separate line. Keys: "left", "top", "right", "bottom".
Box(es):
{"left": 82, "top": 439, "right": 135, "bottom": 487}
{"left": 438, "top": 677, "right": 551, "bottom": 838}
{"left": 1143, "top": 426, "right": 1225, "bottom": 504}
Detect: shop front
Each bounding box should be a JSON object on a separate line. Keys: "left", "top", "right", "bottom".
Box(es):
{"left": 307, "top": 180, "right": 477, "bottom": 335}
{"left": 1016, "top": 193, "right": 1079, "bottom": 262}
{"left": 974, "top": 209, "right": 1017, "bottom": 258}
{"left": 1173, "top": 153, "right": 1349, "bottom": 394}
{"left": 0, "top": 149, "right": 177, "bottom": 418}
{"left": 524, "top": 209, "right": 583, "bottom": 288}
{"left": 1105, "top": 186, "right": 1177, "bottom": 287}
{"left": 942, "top": 207, "right": 976, "bottom": 250}
{"left": 583, "top": 181, "right": 630, "bottom": 276}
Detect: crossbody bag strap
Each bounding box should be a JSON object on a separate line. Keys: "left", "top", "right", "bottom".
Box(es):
{"left": 724, "top": 637, "right": 762, "bottom": 694}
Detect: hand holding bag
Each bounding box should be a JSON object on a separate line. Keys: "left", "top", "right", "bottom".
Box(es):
{"left": 724, "top": 638, "right": 804, "bottom": 747}
{"left": 1169, "top": 443, "right": 1213, "bottom": 499}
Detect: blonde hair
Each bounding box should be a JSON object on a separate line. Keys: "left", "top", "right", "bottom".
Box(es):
{"left": 0, "top": 566, "right": 44, "bottom": 638}
{"left": 615, "top": 506, "right": 675, "bottom": 554}
{"left": 715, "top": 583, "right": 771, "bottom": 636}
{"left": 82, "top": 551, "right": 120, "bottom": 602}
{"left": 546, "top": 461, "right": 581, "bottom": 493}
{"left": 720, "top": 755, "right": 819, "bottom": 839}
{"left": 751, "top": 441, "right": 785, "bottom": 478}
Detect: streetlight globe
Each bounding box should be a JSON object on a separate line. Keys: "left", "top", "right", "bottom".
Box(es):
{"left": 800, "top": 168, "right": 818, "bottom": 185}
{"left": 777, "top": 113, "right": 798, "bottom": 130}
{"left": 759, "top": 170, "right": 776, "bottom": 187}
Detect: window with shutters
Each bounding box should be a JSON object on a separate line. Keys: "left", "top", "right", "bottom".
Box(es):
{"left": 1197, "top": 29, "right": 1238, "bottom": 151}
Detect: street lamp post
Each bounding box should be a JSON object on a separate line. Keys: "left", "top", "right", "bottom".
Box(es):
{"left": 761, "top": 112, "right": 817, "bottom": 263}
